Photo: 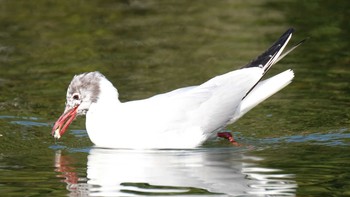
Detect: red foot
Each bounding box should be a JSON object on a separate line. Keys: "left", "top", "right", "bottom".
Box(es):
{"left": 217, "top": 132, "right": 241, "bottom": 146}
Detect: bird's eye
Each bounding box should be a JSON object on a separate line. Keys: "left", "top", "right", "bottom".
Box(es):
{"left": 72, "top": 94, "right": 80, "bottom": 100}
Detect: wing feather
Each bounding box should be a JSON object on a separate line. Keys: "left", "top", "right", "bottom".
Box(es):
{"left": 127, "top": 67, "right": 263, "bottom": 135}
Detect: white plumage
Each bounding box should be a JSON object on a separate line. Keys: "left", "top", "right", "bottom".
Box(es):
{"left": 52, "top": 28, "right": 303, "bottom": 149}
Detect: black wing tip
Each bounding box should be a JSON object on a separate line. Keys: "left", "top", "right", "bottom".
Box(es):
{"left": 276, "top": 28, "right": 294, "bottom": 42}
{"left": 285, "top": 27, "right": 295, "bottom": 34}
{"left": 242, "top": 28, "right": 295, "bottom": 70}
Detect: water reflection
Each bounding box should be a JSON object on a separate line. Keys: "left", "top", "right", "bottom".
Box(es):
{"left": 54, "top": 148, "right": 297, "bottom": 196}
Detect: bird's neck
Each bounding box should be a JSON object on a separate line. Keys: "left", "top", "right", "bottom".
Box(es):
{"left": 96, "top": 78, "right": 121, "bottom": 106}
{"left": 85, "top": 78, "right": 122, "bottom": 144}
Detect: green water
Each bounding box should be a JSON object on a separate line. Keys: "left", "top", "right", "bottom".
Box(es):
{"left": 0, "top": 0, "right": 349, "bottom": 196}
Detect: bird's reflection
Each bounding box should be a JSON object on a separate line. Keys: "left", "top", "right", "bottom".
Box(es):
{"left": 54, "top": 151, "right": 81, "bottom": 193}
{"left": 54, "top": 148, "right": 297, "bottom": 196}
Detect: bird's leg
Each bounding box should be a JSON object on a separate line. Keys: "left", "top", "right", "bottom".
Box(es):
{"left": 217, "top": 132, "right": 241, "bottom": 146}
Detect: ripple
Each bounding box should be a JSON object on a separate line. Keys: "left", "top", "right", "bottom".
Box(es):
{"left": 0, "top": 115, "right": 49, "bottom": 127}
{"left": 263, "top": 128, "right": 350, "bottom": 146}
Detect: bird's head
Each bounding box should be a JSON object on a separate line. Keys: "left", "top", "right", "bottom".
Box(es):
{"left": 52, "top": 71, "right": 104, "bottom": 139}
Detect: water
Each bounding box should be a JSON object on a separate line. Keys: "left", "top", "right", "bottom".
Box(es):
{"left": 0, "top": 0, "right": 349, "bottom": 196}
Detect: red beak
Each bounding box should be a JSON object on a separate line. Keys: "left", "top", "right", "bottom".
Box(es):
{"left": 52, "top": 106, "right": 78, "bottom": 139}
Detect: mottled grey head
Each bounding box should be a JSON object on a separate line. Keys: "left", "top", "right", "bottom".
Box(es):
{"left": 66, "top": 71, "right": 105, "bottom": 115}
{"left": 52, "top": 71, "right": 116, "bottom": 139}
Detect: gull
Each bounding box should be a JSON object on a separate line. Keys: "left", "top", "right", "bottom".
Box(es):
{"left": 52, "top": 28, "right": 304, "bottom": 149}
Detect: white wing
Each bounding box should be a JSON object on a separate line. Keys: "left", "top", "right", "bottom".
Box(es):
{"left": 122, "top": 67, "right": 263, "bottom": 135}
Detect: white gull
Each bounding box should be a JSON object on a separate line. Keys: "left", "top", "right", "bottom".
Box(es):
{"left": 52, "top": 28, "right": 304, "bottom": 149}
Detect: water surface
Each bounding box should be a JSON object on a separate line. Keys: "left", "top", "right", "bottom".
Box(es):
{"left": 0, "top": 0, "right": 349, "bottom": 196}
